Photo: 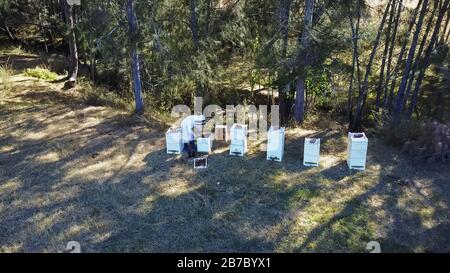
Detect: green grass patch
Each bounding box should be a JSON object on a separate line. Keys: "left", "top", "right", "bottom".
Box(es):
{"left": 284, "top": 188, "right": 320, "bottom": 209}
{"left": 328, "top": 207, "right": 376, "bottom": 252}
{"left": 24, "top": 66, "right": 58, "bottom": 81}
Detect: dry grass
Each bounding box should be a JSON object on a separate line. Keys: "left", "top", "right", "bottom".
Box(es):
{"left": 0, "top": 63, "right": 449, "bottom": 253}
{"left": 0, "top": 45, "right": 34, "bottom": 56}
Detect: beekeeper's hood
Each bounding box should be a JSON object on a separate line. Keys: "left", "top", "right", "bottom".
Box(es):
{"left": 194, "top": 115, "right": 206, "bottom": 126}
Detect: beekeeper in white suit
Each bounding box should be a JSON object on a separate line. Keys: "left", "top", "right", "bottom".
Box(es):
{"left": 181, "top": 114, "right": 206, "bottom": 158}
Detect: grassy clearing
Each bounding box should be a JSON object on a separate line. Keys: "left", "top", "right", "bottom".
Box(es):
{"left": 0, "top": 70, "right": 449, "bottom": 253}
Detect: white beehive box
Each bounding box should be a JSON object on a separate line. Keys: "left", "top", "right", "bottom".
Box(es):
{"left": 166, "top": 127, "right": 183, "bottom": 154}
{"left": 197, "top": 133, "right": 214, "bottom": 153}
{"left": 347, "top": 132, "right": 368, "bottom": 170}
{"left": 230, "top": 123, "right": 247, "bottom": 142}
{"left": 303, "top": 138, "right": 320, "bottom": 166}
{"left": 267, "top": 126, "right": 285, "bottom": 162}
{"left": 230, "top": 139, "right": 247, "bottom": 156}
{"left": 230, "top": 124, "right": 247, "bottom": 156}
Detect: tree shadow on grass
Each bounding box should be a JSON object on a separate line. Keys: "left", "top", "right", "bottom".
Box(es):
{"left": 85, "top": 148, "right": 315, "bottom": 252}
{"left": 1, "top": 93, "right": 449, "bottom": 252}
{"left": 376, "top": 160, "right": 450, "bottom": 252}
{"left": 291, "top": 144, "right": 450, "bottom": 253}
{"left": 0, "top": 103, "right": 160, "bottom": 251}
{"left": 95, "top": 145, "right": 364, "bottom": 252}
{"left": 95, "top": 135, "right": 449, "bottom": 252}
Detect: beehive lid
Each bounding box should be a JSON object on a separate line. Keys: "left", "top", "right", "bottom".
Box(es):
{"left": 269, "top": 126, "right": 285, "bottom": 132}
{"left": 167, "top": 127, "right": 181, "bottom": 134}
{"left": 233, "top": 123, "right": 247, "bottom": 129}
{"left": 305, "top": 137, "right": 320, "bottom": 144}
{"left": 350, "top": 132, "right": 367, "bottom": 141}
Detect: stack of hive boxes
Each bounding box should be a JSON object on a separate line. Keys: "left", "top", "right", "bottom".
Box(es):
{"left": 347, "top": 132, "right": 368, "bottom": 170}
{"left": 197, "top": 133, "right": 214, "bottom": 153}
{"left": 166, "top": 127, "right": 183, "bottom": 154}
{"left": 267, "top": 126, "right": 285, "bottom": 162}
{"left": 303, "top": 138, "right": 320, "bottom": 166}
{"left": 229, "top": 123, "right": 247, "bottom": 156}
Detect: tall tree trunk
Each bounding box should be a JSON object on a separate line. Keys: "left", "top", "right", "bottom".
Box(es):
{"left": 38, "top": 8, "right": 49, "bottom": 53}
{"left": 348, "top": 0, "right": 362, "bottom": 124}
{"left": 375, "top": 0, "right": 395, "bottom": 110}
{"left": 351, "top": 0, "right": 392, "bottom": 131}
{"left": 407, "top": 0, "right": 450, "bottom": 118}
{"left": 393, "top": 0, "right": 429, "bottom": 118}
{"left": 383, "top": 0, "right": 403, "bottom": 106}
{"left": 403, "top": 0, "right": 439, "bottom": 109}
{"left": 293, "top": 0, "right": 314, "bottom": 123}
{"left": 190, "top": 0, "right": 200, "bottom": 50}
{"left": 277, "top": 0, "right": 291, "bottom": 123}
{"left": 126, "top": 0, "right": 144, "bottom": 114}
{"left": 204, "top": 0, "right": 212, "bottom": 96}
{"left": 348, "top": 27, "right": 356, "bottom": 124}
{"left": 189, "top": 0, "right": 202, "bottom": 97}
{"left": 62, "top": 0, "right": 78, "bottom": 87}
{"left": 279, "top": 0, "right": 291, "bottom": 59}
{"left": 446, "top": 24, "right": 450, "bottom": 42}
{"left": 386, "top": 0, "right": 423, "bottom": 108}
{"left": 205, "top": 0, "right": 211, "bottom": 39}
{"left": 90, "top": 53, "right": 96, "bottom": 82}
{"left": 354, "top": 1, "right": 362, "bottom": 98}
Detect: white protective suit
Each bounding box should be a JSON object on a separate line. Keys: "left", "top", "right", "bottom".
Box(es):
{"left": 180, "top": 115, "right": 206, "bottom": 143}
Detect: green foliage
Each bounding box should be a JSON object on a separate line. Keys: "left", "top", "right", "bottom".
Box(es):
{"left": 1, "top": 0, "right": 448, "bottom": 128}
{"left": 24, "top": 66, "right": 58, "bottom": 81}
{"left": 374, "top": 110, "right": 422, "bottom": 146}
{"left": 417, "top": 46, "right": 450, "bottom": 123}
{"left": 0, "top": 0, "right": 65, "bottom": 46}
{"left": 78, "top": 80, "right": 131, "bottom": 110}
{"left": 305, "top": 68, "right": 333, "bottom": 109}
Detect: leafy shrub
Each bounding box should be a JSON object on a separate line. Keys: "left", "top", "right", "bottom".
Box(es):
{"left": 374, "top": 110, "right": 421, "bottom": 146}
{"left": 402, "top": 121, "right": 450, "bottom": 163}
{"left": 305, "top": 68, "right": 333, "bottom": 110}
{"left": 24, "top": 66, "right": 58, "bottom": 81}
{"left": 78, "top": 80, "right": 130, "bottom": 110}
